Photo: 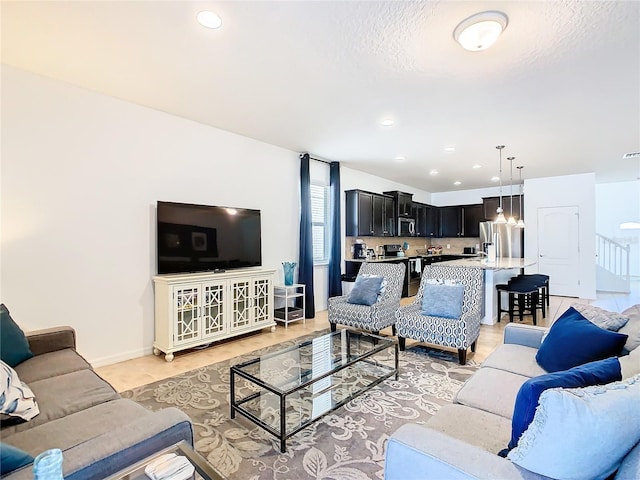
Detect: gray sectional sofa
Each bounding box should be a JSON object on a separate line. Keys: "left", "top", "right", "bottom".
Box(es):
{"left": 385, "top": 305, "right": 640, "bottom": 480}
{"left": 2, "top": 326, "right": 193, "bottom": 479}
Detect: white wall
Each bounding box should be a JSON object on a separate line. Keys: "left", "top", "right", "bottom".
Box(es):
{"left": 1, "top": 66, "right": 301, "bottom": 366}
{"left": 596, "top": 180, "right": 640, "bottom": 277}
{"left": 524, "top": 173, "right": 597, "bottom": 299}
{"left": 431, "top": 185, "right": 503, "bottom": 206}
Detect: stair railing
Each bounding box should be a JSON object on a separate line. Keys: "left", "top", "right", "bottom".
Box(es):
{"left": 596, "top": 233, "right": 630, "bottom": 292}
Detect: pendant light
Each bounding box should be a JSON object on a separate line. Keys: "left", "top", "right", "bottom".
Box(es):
{"left": 507, "top": 156, "right": 517, "bottom": 225}
{"left": 515, "top": 166, "right": 526, "bottom": 228}
{"left": 494, "top": 145, "right": 507, "bottom": 223}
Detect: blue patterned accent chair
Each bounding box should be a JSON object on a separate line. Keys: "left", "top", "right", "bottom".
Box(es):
{"left": 328, "top": 262, "right": 406, "bottom": 335}
{"left": 395, "top": 265, "right": 484, "bottom": 365}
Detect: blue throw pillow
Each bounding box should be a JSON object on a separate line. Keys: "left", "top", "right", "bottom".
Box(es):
{"left": 508, "top": 357, "right": 622, "bottom": 450}
{"left": 535, "top": 307, "right": 628, "bottom": 373}
{"left": 0, "top": 442, "right": 34, "bottom": 475}
{"left": 0, "top": 305, "right": 33, "bottom": 368}
{"left": 348, "top": 275, "right": 384, "bottom": 306}
{"left": 421, "top": 283, "right": 464, "bottom": 319}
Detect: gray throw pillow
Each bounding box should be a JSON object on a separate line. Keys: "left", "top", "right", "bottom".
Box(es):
{"left": 348, "top": 276, "right": 384, "bottom": 306}
{"left": 421, "top": 283, "right": 464, "bottom": 319}
{"left": 571, "top": 303, "right": 629, "bottom": 331}
{"left": 619, "top": 305, "right": 640, "bottom": 353}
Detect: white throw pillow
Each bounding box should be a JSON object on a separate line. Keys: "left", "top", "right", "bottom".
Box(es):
{"left": 618, "top": 347, "right": 640, "bottom": 379}
{"left": 508, "top": 374, "right": 640, "bottom": 480}
{"left": 571, "top": 303, "right": 630, "bottom": 331}
{"left": 0, "top": 360, "right": 39, "bottom": 421}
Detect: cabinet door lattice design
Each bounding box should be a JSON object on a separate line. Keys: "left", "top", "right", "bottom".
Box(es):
{"left": 252, "top": 278, "right": 271, "bottom": 324}
{"left": 202, "top": 283, "right": 226, "bottom": 337}
{"left": 232, "top": 280, "right": 251, "bottom": 330}
{"left": 253, "top": 278, "right": 271, "bottom": 322}
{"left": 174, "top": 287, "right": 200, "bottom": 345}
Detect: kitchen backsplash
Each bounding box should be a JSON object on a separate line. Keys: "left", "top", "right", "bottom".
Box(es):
{"left": 345, "top": 236, "right": 480, "bottom": 258}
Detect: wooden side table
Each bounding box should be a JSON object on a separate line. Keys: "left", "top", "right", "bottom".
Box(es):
{"left": 273, "top": 283, "right": 305, "bottom": 327}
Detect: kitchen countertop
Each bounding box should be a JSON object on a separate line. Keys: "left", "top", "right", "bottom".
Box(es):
{"left": 346, "top": 253, "right": 481, "bottom": 262}
{"left": 438, "top": 257, "right": 537, "bottom": 271}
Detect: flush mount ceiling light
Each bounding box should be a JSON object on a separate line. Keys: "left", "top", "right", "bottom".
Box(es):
{"left": 197, "top": 11, "right": 222, "bottom": 29}
{"left": 472, "top": 164, "right": 482, "bottom": 169}
{"left": 380, "top": 118, "right": 395, "bottom": 127}
{"left": 444, "top": 146, "right": 456, "bottom": 152}
{"left": 454, "top": 181, "right": 462, "bottom": 186}
{"left": 454, "top": 11, "right": 508, "bottom": 52}
{"left": 395, "top": 156, "right": 406, "bottom": 162}
{"left": 430, "top": 170, "right": 439, "bottom": 176}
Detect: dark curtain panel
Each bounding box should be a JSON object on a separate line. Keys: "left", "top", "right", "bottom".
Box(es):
{"left": 298, "top": 153, "right": 316, "bottom": 318}
{"left": 328, "top": 161, "right": 343, "bottom": 297}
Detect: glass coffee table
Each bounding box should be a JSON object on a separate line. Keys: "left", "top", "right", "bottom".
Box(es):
{"left": 230, "top": 329, "right": 398, "bottom": 452}
{"left": 104, "top": 440, "right": 225, "bottom": 480}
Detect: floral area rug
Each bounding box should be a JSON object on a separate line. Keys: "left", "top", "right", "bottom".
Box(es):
{"left": 122, "top": 333, "right": 478, "bottom": 480}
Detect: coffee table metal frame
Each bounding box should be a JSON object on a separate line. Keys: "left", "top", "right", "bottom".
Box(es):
{"left": 230, "top": 330, "right": 398, "bottom": 452}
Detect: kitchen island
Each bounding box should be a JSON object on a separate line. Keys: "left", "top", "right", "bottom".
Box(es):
{"left": 437, "top": 257, "right": 538, "bottom": 325}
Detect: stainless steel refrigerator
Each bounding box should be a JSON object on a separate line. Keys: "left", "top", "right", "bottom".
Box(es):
{"left": 479, "top": 222, "right": 524, "bottom": 258}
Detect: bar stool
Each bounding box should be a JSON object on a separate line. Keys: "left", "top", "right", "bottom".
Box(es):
{"left": 515, "top": 274, "right": 550, "bottom": 316}
{"left": 496, "top": 279, "right": 542, "bottom": 325}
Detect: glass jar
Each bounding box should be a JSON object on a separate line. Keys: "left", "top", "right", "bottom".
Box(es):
{"left": 33, "top": 448, "right": 63, "bottom": 480}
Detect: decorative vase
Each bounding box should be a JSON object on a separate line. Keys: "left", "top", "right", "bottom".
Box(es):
{"left": 282, "top": 262, "right": 296, "bottom": 286}
{"left": 33, "top": 448, "right": 64, "bottom": 480}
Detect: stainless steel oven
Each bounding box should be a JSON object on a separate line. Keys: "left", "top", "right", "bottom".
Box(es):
{"left": 398, "top": 217, "right": 416, "bottom": 236}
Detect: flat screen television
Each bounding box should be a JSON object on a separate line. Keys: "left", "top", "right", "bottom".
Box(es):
{"left": 156, "top": 201, "right": 262, "bottom": 274}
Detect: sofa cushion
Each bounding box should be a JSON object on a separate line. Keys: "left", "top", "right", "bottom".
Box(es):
{"left": 508, "top": 357, "right": 622, "bottom": 450}
{"left": 2, "top": 369, "right": 119, "bottom": 435}
{"left": 0, "top": 305, "right": 33, "bottom": 368}
{"left": 2, "top": 399, "right": 149, "bottom": 454}
{"left": 421, "top": 283, "right": 464, "bottom": 319}
{"left": 454, "top": 367, "right": 529, "bottom": 419}
{"left": 619, "top": 305, "right": 640, "bottom": 354}
{"left": 426, "top": 404, "right": 512, "bottom": 454}
{"left": 0, "top": 442, "right": 33, "bottom": 475}
{"left": 507, "top": 374, "right": 640, "bottom": 480}
{"left": 14, "top": 349, "right": 92, "bottom": 384}
{"left": 0, "top": 361, "right": 39, "bottom": 423}
{"left": 348, "top": 275, "right": 383, "bottom": 306}
{"left": 481, "top": 344, "right": 547, "bottom": 378}
{"left": 571, "top": 303, "right": 630, "bottom": 331}
{"left": 536, "top": 307, "right": 628, "bottom": 372}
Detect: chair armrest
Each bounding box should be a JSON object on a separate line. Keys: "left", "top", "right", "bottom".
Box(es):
{"left": 26, "top": 326, "right": 76, "bottom": 355}
{"left": 385, "top": 424, "right": 544, "bottom": 480}
{"left": 503, "top": 324, "right": 548, "bottom": 349}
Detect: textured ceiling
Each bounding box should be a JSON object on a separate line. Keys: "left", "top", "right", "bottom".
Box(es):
{"left": 2, "top": 1, "right": 639, "bottom": 192}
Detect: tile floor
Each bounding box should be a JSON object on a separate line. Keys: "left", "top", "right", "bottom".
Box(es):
{"left": 96, "top": 280, "right": 640, "bottom": 392}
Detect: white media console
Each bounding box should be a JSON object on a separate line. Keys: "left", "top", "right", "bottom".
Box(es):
{"left": 152, "top": 268, "right": 276, "bottom": 361}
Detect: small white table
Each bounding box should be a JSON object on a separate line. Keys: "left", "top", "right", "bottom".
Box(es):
{"left": 273, "top": 283, "right": 305, "bottom": 328}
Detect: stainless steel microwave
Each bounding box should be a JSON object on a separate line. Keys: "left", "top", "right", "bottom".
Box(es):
{"left": 398, "top": 217, "right": 416, "bottom": 236}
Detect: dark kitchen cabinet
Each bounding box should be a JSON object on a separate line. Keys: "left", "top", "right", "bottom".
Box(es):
{"left": 412, "top": 202, "right": 439, "bottom": 237}
{"left": 483, "top": 196, "right": 524, "bottom": 222}
{"left": 346, "top": 190, "right": 395, "bottom": 237}
{"left": 383, "top": 191, "right": 414, "bottom": 217}
{"left": 462, "top": 204, "right": 483, "bottom": 237}
{"left": 439, "top": 206, "right": 463, "bottom": 237}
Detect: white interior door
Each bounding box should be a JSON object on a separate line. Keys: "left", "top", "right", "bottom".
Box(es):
{"left": 537, "top": 206, "right": 581, "bottom": 297}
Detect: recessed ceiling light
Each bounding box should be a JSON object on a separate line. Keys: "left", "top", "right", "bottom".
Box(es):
{"left": 472, "top": 164, "right": 482, "bottom": 169}
{"left": 380, "top": 118, "right": 395, "bottom": 127}
{"left": 430, "top": 170, "right": 439, "bottom": 176}
{"left": 491, "top": 176, "right": 500, "bottom": 182}
{"left": 454, "top": 181, "right": 462, "bottom": 186}
{"left": 395, "top": 156, "right": 406, "bottom": 162}
{"left": 444, "top": 146, "right": 456, "bottom": 152}
{"left": 197, "top": 11, "right": 222, "bottom": 29}
{"left": 453, "top": 11, "right": 508, "bottom": 52}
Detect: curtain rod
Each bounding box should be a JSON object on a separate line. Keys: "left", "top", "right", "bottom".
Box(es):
{"left": 300, "top": 153, "right": 333, "bottom": 165}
